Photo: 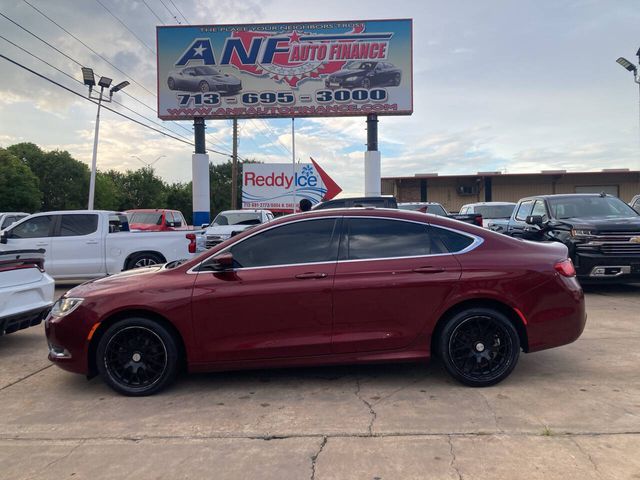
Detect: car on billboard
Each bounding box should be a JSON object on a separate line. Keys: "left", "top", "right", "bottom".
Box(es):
{"left": 167, "top": 66, "right": 242, "bottom": 94}
{"left": 46, "top": 209, "right": 585, "bottom": 396}
{"left": 324, "top": 61, "right": 402, "bottom": 89}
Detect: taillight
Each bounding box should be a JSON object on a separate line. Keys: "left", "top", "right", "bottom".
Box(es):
{"left": 554, "top": 259, "right": 576, "bottom": 277}
{"left": 474, "top": 214, "right": 483, "bottom": 226}
{"left": 186, "top": 233, "right": 196, "bottom": 254}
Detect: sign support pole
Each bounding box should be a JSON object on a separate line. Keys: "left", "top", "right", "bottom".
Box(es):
{"left": 364, "top": 113, "right": 381, "bottom": 196}
{"left": 192, "top": 117, "right": 210, "bottom": 227}
{"left": 291, "top": 117, "right": 296, "bottom": 213}
{"left": 231, "top": 118, "right": 238, "bottom": 210}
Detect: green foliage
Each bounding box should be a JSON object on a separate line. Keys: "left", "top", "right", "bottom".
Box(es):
{"left": 0, "top": 148, "right": 41, "bottom": 212}
{"left": 3, "top": 142, "right": 260, "bottom": 224}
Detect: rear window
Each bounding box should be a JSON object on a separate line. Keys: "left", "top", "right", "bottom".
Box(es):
{"left": 129, "top": 212, "right": 163, "bottom": 225}
{"left": 473, "top": 205, "right": 515, "bottom": 219}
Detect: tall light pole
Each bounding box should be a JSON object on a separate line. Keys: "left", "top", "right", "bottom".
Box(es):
{"left": 616, "top": 50, "right": 640, "bottom": 145}
{"left": 81, "top": 67, "right": 129, "bottom": 209}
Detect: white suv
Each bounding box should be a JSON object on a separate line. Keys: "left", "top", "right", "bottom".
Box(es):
{"left": 204, "top": 210, "right": 274, "bottom": 249}
{"left": 0, "top": 249, "right": 55, "bottom": 335}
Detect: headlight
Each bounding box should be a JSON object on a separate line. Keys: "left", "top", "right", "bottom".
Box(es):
{"left": 346, "top": 76, "right": 359, "bottom": 81}
{"left": 51, "top": 297, "right": 84, "bottom": 317}
{"left": 571, "top": 229, "right": 594, "bottom": 238}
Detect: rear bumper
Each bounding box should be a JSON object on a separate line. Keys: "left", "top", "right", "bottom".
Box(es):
{"left": 0, "top": 304, "right": 52, "bottom": 335}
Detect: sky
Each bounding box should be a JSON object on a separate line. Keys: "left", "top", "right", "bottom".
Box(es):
{"left": 0, "top": 0, "right": 639, "bottom": 197}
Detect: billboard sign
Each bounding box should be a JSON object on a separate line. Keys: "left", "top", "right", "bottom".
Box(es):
{"left": 242, "top": 159, "right": 342, "bottom": 212}
{"left": 157, "top": 19, "right": 412, "bottom": 120}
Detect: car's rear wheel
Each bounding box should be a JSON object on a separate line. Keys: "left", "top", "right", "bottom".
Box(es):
{"left": 199, "top": 81, "right": 210, "bottom": 92}
{"left": 439, "top": 308, "right": 520, "bottom": 387}
{"left": 167, "top": 77, "right": 175, "bottom": 90}
{"left": 96, "top": 317, "right": 179, "bottom": 396}
{"left": 126, "top": 252, "right": 163, "bottom": 270}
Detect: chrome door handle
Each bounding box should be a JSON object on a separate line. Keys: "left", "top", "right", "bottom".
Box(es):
{"left": 36, "top": 242, "right": 48, "bottom": 247}
{"left": 413, "top": 266, "right": 445, "bottom": 274}
{"left": 86, "top": 240, "right": 99, "bottom": 245}
{"left": 295, "top": 272, "right": 328, "bottom": 279}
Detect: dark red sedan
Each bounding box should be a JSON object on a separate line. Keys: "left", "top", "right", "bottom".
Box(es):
{"left": 45, "top": 209, "right": 585, "bottom": 396}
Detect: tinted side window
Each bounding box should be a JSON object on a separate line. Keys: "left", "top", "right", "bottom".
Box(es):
{"left": 515, "top": 201, "right": 534, "bottom": 221}
{"left": 431, "top": 227, "right": 475, "bottom": 253}
{"left": 58, "top": 214, "right": 99, "bottom": 236}
{"left": 344, "top": 218, "right": 441, "bottom": 260}
{"left": 531, "top": 200, "right": 548, "bottom": 220}
{"left": 11, "top": 216, "right": 53, "bottom": 238}
{"left": 230, "top": 219, "right": 338, "bottom": 268}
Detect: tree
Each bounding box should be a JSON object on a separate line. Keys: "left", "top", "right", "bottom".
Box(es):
{"left": 94, "top": 172, "right": 122, "bottom": 211}
{"left": 106, "top": 167, "right": 167, "bottom": 210}
{"left": 165, "top": 182, "right": 193, "bottom": 224}
{"left": 0, "top": 148, "right": 41, "bottom": 212}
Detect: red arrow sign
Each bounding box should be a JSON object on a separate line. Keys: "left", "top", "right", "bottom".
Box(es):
{"left": 310, "top": 157, "right": 342, "bottom": 201}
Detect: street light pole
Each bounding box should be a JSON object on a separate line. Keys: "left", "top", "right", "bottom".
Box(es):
{"left": 81, "top": 67, "right": 129, "bottom": 210}
{"left": 616, "top": 52, "right": 640, "bottom": 145}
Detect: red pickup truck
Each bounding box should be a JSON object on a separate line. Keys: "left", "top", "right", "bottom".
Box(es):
{"left": 126, "top": 209, "right": 190, "bottom": 232}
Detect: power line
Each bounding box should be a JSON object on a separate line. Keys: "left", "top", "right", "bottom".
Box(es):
{"left": 22, "top": 0, "right": 157, "bottom": 97}
{"left": 168, "top": 0, "right": 190, "bottom": 25}
{"left": 157, "top": 0, "right": 181, "bottom": 24}
{"left": 0, "top": 53, "right": 235, "bottom": 158}
{"left": 0, "top": 34, "right": 192, "bottom": 144}
{"left": 141, "top": 0, "right": 165, "bottom": 25}
{"left": 93, "top": 0, "right": 156, "bottom": 53}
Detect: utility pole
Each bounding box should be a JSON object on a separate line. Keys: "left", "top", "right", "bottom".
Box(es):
{"left": 291, "top": 118, "right": 296, "bottom": 213}
{"left": 231, "top": 118, "right": 238, "bottom": 210}
{"left": 364, "top": 113, "right": 381, "bottom": 196}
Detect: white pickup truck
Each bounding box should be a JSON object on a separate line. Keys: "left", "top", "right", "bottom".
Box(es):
{"left": 0, "top": 210, "right": 200, "bottom": 280}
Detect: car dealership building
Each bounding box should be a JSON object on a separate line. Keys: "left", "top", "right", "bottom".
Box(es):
{"left": 381, "top": 169, "right": 640, "bottom": 212}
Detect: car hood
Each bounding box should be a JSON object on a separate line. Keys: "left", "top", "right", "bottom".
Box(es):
{"left": 332, "top": 69, "right": 367, "bottom": 79}
{"left": 205, "top": 225, "right": 254, "bottom": 235}
{"left": 66, "top": 265, "right": 165, "bottom": 296}
{"left": 563, "top": 216, "right": 640, "bottom": 231}
{"left": 204, "top": 74, "right": 240, "bottom": 85}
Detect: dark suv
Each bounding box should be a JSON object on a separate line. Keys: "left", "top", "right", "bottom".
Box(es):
{"left": 313, "top": 196, "right": 398, "bottom": 210}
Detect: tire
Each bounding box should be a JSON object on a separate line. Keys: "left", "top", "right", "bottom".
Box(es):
{"left": 96, "top": 317, "right": 179, "bottom": 396}
{"left": 362, "top": 78, "right": 371, "bottom": 89}
{"left": 126, "top": 252, "right": 163, "bottom": 270}
{"left": 199, "top": 81, "right": 210, "bottom": 92}
{"left": 167, "top": 77, "right": 175, "bottom": 90}
{"left": 393, "top": 73, "right": 401, "bottom": 86}
{"left": 438, "top": 308, "right": 520, "bottom": 387}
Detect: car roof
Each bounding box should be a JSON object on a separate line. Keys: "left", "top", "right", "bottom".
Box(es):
{"left": 520, "top": 193, "right": 614, "bottom": 201}
{"left": 461, "top": 202, "right": 516, "bottom": 206}
{"left": 217, "top": 209, "right": 266, "bottom": 214}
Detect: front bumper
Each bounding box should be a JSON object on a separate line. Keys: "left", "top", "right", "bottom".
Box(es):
{"left": 574, "top": 251, "right": 640, "bottom": 281}
{"left": 324, "top": 78, "right": 362, "bottom": 89}
{"left": 44, "top": 307, "right": 95, "bottom": 375}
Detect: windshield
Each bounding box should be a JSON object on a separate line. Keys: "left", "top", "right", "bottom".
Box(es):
{"left": 212, "top": 212, "right": 262, "bottom": 226}
{"left": 474, "top": 205, "right": 516, "bottom": 219}
{"left": 128, "top": 212, "right": 162, "bottom": 225}
{"left": 548, "top": 196, "right": 639, "bottom": 219}
{"left": 195, "top": 66, "right": 220, "bottom": 76}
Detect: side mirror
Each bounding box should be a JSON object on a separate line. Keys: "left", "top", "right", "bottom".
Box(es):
{"left": 202, "top": 252, "right": 234, "bottom": 272}
{"left": 0, "top": 231, "right": 7, "bottom": 244}
{"left": 525, "top": 215, "right": 544, "bottom": 226}
{"left": 201, "top": 223, "right": 209, "bottom": 229}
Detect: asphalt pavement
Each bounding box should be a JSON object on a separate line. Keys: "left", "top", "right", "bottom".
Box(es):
{"left": 1, "top": 283, "right": 639, "bottom": 479}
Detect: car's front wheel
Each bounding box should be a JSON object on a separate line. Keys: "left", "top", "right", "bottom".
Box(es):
{"left": 199, "top": 81, "right": 210, "bottom": 92}
{"left": 96, "top": 317, "right": 179, "bottom": 396}
{"left": 167, "top": 77, "right": 175, "bottom": 90}
{"left": 439, "top": 308, "right": 520, "bottom": 387}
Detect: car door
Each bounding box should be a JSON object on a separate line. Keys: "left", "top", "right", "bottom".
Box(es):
{"left": 191, "top": 217, "right": 340, "bottom": 362}
{"left": 1, "top": 215, "right": 54, "bottom": 268}
{"left": 49, "top": 214, "right": 104, "bottom": 278}
{"left": 331, "top": 217, "right": 462, "bottom": 354}
{"left": 508, "top": 200, "right": 534, "bottom": 237}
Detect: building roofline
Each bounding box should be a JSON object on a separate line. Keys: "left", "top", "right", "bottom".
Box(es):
{"left": 383, "top": 170, "right": 639, "bottom": 181}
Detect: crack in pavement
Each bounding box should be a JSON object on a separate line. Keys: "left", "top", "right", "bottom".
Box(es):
{"left": 477, "top": 390, "right": 502, "bottom": 433}
{"left": 570, "top": 437, "right": 603, "bottom": 479}
{"left": 354, "top": 377, "right": 377, "bottom": 436}
{"left": 447, "top": 435, "right": 463, "bottom": 480}
{"left": 25, "top": 439, "right": 84, "bottom": 480}
{"left": 310, "top": 436, "right": 327, "bottom": 480}
{"left": 0, "top": 364, "right": 52, "bottom": 392}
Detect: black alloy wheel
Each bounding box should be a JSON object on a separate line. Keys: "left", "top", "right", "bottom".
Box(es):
{"left": 167, "top": 77, "right": 175, "bottom": 90}
{"left": 439, "top": 308, "right": 520, "bottom": 387}
{"left": 199, "top": 80, "right": 210, "bottom": 92}
{"left": 126, "top": 252, "right": 163, "bottom": 270}
{"left": 96, "top": 317, "right": 179, "bottom": 396}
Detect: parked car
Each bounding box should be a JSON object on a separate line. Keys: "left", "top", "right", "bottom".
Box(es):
{"left": 0, "top": 211, "right": 200, "bottom": 280}
{"left": 1, "top": 249, "right": 54, "bottom": 335}
{"left": 0, "top": 212, "right": 30, "bottom": 231}
{"left": 46, "top": 208, "right": 585, "bottom": 396}
{"left": 630, "top": 194, "right": 640, "bottom": 212}
{"left": 497, "top": 193, "right": 640, "bottom": 281}
{"left": 204, "top": 209, "right": 274, "bottom": 249}
{"left": 324, "top": 61, "right": 402, "bottom": 89}
{"left": 127, "top": 209, "right": 190, "bottom": 232}
{"left": 313, "top": 196, "right": 398, "bottom": 210}
{"left": 167, "top": 66, "right": 242, "bottom": 94}
{"left": 398, "top": 202, "right": 483, "bottom": 226}
{"left": 459, "top": 202, "right": 516, "bottom": 229}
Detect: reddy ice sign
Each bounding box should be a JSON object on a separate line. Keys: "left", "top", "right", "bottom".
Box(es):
{"left": 242, "top": 159, "right": 342, "bottom": 212}
{"left": 156, "top": 19, "right": 412, "bottom": 120}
